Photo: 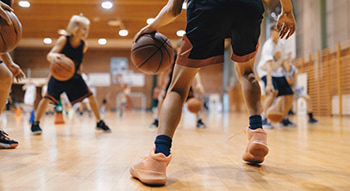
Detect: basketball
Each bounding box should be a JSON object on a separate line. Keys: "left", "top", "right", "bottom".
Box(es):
{"left": 0, "top": 10, "right": 22, "bottom": 53}
{"left": 131, "top": 32, "right": 174, "bottom": 75}
{"left": 50, "top": 56, "right": 75, "bottom": 81}
{"left": 266, "top": 106, "right": 284, "bottom": 123}
{"left": 187, "top": 98, "right": 202, "bottom": 113}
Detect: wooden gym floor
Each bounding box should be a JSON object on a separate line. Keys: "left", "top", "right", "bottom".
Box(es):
{"left": 0, "top": 109, "right": 350, "bottom": 191}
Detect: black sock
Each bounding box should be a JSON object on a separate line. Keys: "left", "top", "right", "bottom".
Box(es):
{"left": 154, "top": 135, "right": 172, "bottom": 156}
{"left": 249, "top": 115, "right": 262, "bottom": 130}
{"left": 308, "top": 112, "right": 313, "bottom": 119}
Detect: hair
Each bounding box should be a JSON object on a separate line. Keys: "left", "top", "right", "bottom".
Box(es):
{"left": 1, "top": 0, "right": 12, "bottom": 7}
{"left": 66, "top": 14, "right": 90, "bottom": 36}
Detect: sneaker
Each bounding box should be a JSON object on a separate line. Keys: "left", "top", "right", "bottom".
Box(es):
{"left": 149, "top": 119, "right": 159, "bottom": 128}
{"left": 31, "top": 122, "right": 42, "bottom": 135}
{"left": 308, "top": 118, "right": 319, "bottom": 124}
{"left": 96, "top": 120, "right": 111, "bottom": 132}
{"left": 0, "top": 130, "right": 18, "bottom": 149}
{"left": 262, "top": 119, "right": 273, "bottom": 129}
{"left": 281, "top": 118, "right": 297, "bottom": 127}
{"left": 196, "top": 119, "right": 206, "bottom": 128}
{"left": 242, "top": 128, "right": 269, "bottom": 163}
{"left": 130, "top": 148, "right": 172, "bottom": 185}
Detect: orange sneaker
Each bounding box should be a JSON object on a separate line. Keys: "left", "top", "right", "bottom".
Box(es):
{"left": 130, "top": 148, "right": 172, "bottom": 185}
{"left": 242, "top": 128, "right": 269, "bottom": 163}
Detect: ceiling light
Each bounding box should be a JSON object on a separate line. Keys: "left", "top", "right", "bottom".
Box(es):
{"left": 119, "top": 29, "right": 128, "bottom": 37}
{"left": 176, "top": 30, "right": 186, "bottom": 37}
{"left": 98, "top": 38, "right": 107, "bottom": 45}
{"left": 43, "top": 38, "right": 52, "bottom": 44}
{"left": 101, "top": 1, "right": 113, "bottom": 9}
{"left": 182, "top": 2, "right": 187, "bottom": 9}
{"left": 18, "top": 1, "right": 30, "bottom": 8}
{"left": 146, "top": 18, "right": 155, "bottom": 24}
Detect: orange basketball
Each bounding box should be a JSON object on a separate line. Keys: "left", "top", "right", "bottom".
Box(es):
{"left": 131, "top": 32, "right": 174, "bottom": 75}
{"left": 50, "top": 56, "right": 75, "bottom": 81}
{"left": 266, "top": 106, "right": 283, "bottom": 123}
{"left": 0, "top": 10, "right": 22, "bottom": 53}
{"left": 187, "top": 98, "right": 202, "bottom": 113}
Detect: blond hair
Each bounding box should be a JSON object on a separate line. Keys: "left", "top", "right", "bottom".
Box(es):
{"left": 66, "top": 14, "right": 90, "bottom": 36}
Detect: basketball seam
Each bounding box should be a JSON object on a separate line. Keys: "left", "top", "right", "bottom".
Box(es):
{"left": 137, "top": 44, "right": 162, "bottom": 70}
{"left": 0, "top": 32, "right": 8, "bottom": 51}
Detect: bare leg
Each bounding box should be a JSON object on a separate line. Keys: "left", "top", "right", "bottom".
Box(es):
{"left": 34, "top": 98, "right": 51, "bottom": 122}
{"left": 234, "top": 58, "right": 261, "bottom": 115}
{"left": 88, "top": 95, "right": 100, "bottom": 120}
{"left": 0, "top": 64, "right": 12, "bottom": 116}
{"left": 157, "top": 64, "right": 199, "bottom": 138}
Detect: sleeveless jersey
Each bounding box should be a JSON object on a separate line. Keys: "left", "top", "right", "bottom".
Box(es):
{"left": 60, "top": 35, "right": 85, "bottom": 72}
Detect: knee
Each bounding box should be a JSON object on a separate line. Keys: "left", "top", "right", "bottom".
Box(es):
{"left": 0, "top": 69, "right": 13, "bottom": 88}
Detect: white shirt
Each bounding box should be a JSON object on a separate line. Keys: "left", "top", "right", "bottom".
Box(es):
{"left": 24, "top": 83, "right": 36, "bottom": 105}
{"left": 257, "top": 38, "right": 286, "bottom": 78}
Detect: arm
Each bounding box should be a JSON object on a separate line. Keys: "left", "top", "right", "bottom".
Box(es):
{"left": 277, "top": 0, "right": 296, "bottom": 39}
{"left": 264, "top": 61, "right": 274, "bottom": 95}
{"left": 0, "top": 52, "right": 25, "bottom": 82}
{"left": 78, "top": 42, "right": 88, "bottom": 74}
{"left": 133, "top": 0, "right": 185, "bottom": 42}
{"left": 47, "top": 36, "right": 67, "bottom": 63}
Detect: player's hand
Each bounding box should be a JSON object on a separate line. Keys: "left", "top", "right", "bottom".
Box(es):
{"left": 8, "top": 62, "right": 26, "bottom": 82}
{"left": 0, "top": 2, "right": 13, "bottom": 25}
{"left": 265, "top": 84, "right": 275, "bottom": 95}
{"left": 276, "top": 11, "right": 296, "bottom": 40}
{"left": 133, "top": 25, "right": 156, "bottom": 43}
{"left": 48, "top": 53, "right": 65, "bottom": 63}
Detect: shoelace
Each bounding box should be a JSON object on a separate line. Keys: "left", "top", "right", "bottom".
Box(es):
{"left": 227, "top": 129, "right": 246, "bottom": 141}
{"left": 0, "top": 130, "right": 11, "bottom": 140}
{"left": 0, "top": 130, "right": 9, "bottom": 136}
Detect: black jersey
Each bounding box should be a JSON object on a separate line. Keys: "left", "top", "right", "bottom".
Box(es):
{"left": 61, "top": 35, "right": 85, "bottom": 72}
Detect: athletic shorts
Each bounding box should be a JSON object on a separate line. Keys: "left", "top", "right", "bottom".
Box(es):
{"left": 45, "top": 74, "right": 92, "bottom": 105}
{"left": 177, "top": 0, "right": 264, "bottom": 68}
{"left": 261, "top": 76, "right": 294, "bottom": 97}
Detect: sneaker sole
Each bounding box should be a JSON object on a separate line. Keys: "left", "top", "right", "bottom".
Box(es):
{"left": 96, "top": 128, "right": 111, "bottom": 133}
{"left": 130, "top": 166, "right": 166, "bottom": 185}
{"left": 0, "top": 143, "right": 18, "bottom": 149}
{"left": 31, "top": 131, "right": 42, "bottom": 135}
{"left": 243, "top": 142, "right": 269, "bottom": 163}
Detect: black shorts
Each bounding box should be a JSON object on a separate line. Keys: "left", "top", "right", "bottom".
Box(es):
{"left": 261, "top": 76, "right": 294, "bottom": 97}
{"left": 177, "top": 0, "right": 264, "bottom": 68}
{"left": 45, "top": 74, "right": 92, "bottom": 105}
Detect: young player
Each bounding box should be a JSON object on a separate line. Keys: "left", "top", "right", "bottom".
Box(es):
{"left": 129, "top": 0, "right": 296, "bottom": 185}
{"left": 30, "top": 15, "right": 110, "bottom": 135}
{"left": 0, "top": 0, "right": 26, "bottom": 149}
{"left": 257, "top": 25, "right": 296, "bottom": 128}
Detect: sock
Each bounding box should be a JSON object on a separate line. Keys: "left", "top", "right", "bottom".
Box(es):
{"left": 154, "top": 135, "right": 172, "bottom": 156}
{"left": 261, "top": 112, "right": 266, "bottom": 121}
{"left": 308, "top": 112, "right": 313, "bottom": 119}
{"left": 249, "top": 115, "right": 262, "bottom": 130}
{"left": 33, "top": 121, "right": 39, "bottom": 125}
